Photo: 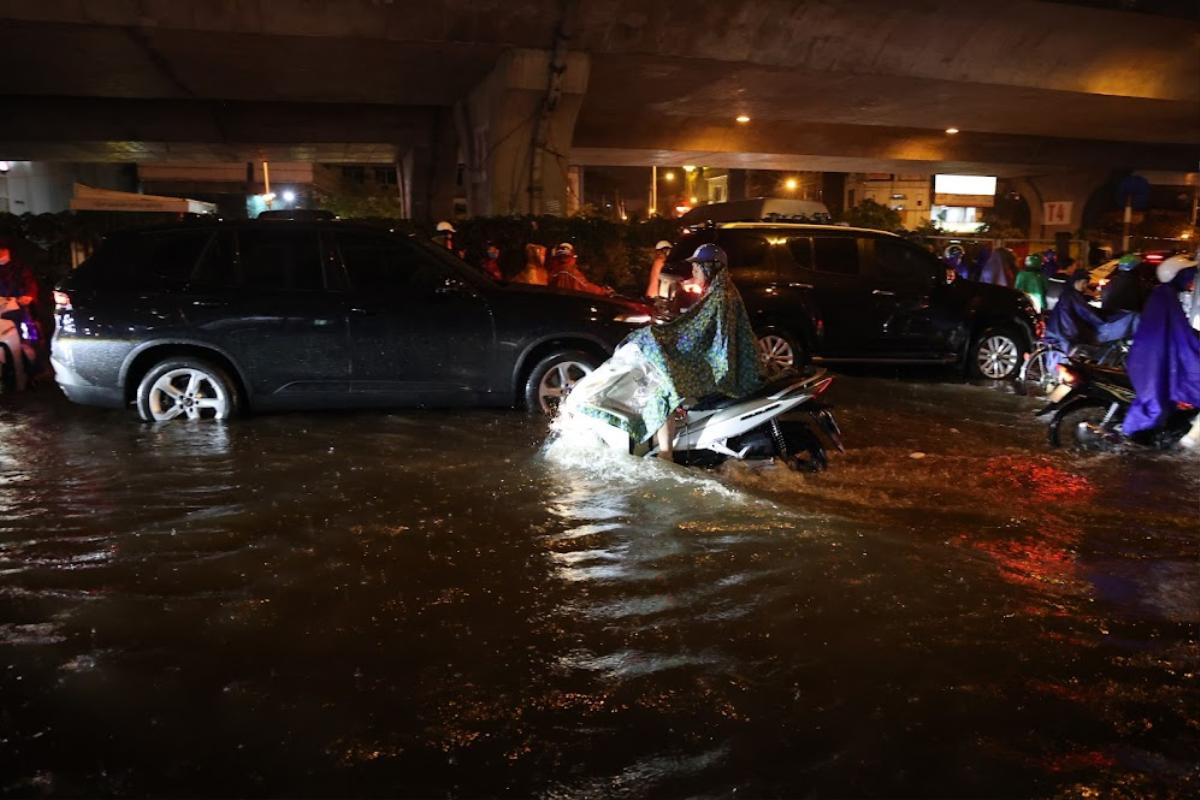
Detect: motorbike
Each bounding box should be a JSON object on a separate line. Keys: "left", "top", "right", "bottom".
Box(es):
{"left": 557, "top": 342, "right": 843, "bottom": 470}
{"left": 1038, "top": 358, "right": 1199, "bottom": 451}
{"left": 0, "top": 297, "right": 37, "bottom": 392}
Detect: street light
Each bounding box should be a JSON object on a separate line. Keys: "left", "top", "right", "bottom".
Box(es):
{"left": 664, "top": 171, "right": 676, "bottom": 182}
{"left": 784, "top": 177, "right": 799, "bottom": 192}
{"left": 282, "top": 189, "right": 296, "bottom": 204}
{"left": 945, "top": 127, "right": 960, "bottom": 135}
{"left": 682, "top": 165, "right": 696, "bottom": 173}
{"left": 735, "top": 114, "right": 751, "bottom": 124}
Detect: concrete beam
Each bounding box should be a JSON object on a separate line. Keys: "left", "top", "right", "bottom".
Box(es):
{"left": 573, "top": 117, "right": 1199, "bottom": 174}
{"left": 0, "top": 96, "right": 435, "bottom": 162}
{"left": 2, "top": 1, "right": 1193, "bottom": 101}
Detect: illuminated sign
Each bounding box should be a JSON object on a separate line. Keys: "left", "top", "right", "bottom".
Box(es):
{"left": 934, "top": 175, "right": 997, "bottom": 195}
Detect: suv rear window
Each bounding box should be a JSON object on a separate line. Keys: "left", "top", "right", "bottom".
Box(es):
{"left": 74, "top": 229, "right": 214, "bottom": 290}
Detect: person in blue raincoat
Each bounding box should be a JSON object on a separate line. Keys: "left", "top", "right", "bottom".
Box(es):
{"left": 1123, "top": 254, "right": 1200, "bottom": 440}
{"left": 1043, "top": 267, "right": 1136, "bottom": 370}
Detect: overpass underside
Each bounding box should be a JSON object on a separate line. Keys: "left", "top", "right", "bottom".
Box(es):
{"left": 0, "top": 0, "right": 1196, "bottom": 217}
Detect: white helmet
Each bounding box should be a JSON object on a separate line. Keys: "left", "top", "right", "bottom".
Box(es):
{"left": 435, "top": 221, "right": 456, "bottom": 234}
{"left": 654, "top": 240, "right": 672, "bottom": 251}
{"left": 1157, "top": 253, "right": 1198, "bottom": 284}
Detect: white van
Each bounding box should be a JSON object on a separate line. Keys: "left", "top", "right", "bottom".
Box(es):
{"left": 678, "top": 197, "right": 832, "bottom": 226}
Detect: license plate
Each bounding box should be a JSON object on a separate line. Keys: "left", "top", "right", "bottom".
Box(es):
{"left": 1047, "top": 384, "right": 1071, "bottom": 403}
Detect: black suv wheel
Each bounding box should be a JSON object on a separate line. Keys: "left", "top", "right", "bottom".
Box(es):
{"left": 970, "top": 326, "right": 1024, "bottom": 380}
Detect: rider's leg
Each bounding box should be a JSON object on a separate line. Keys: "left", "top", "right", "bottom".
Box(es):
{"left": 654, "top": 418, "right": 674, "bottom": 461}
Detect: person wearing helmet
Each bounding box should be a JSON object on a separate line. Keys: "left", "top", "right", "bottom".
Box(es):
{"left": 644, "top": 240, "right": 674, "bottom": 299}
{"left": 548, "top": 242, "right": 611, "bottom": 296}
{"left": 1015, "top": 253, "right": 1049, "bottom": 313}
{"left": 943, "top": 244, "right": 968, "bottom": 281}
{"left": 619, "top": 243, "right": 764, "bottom": 459}
{"left": 433, "top": 221, "right": 456, "bottom": 251}
{"left": 1123, "top": 253, "right": 1200, "bottom": 443}
{"left": 1100, "top": 253, "right": 1146, "bottom": 314}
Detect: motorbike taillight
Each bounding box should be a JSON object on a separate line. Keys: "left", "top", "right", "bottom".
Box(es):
{"left": 53, "top": 290, "right": 72, "bottom": 311}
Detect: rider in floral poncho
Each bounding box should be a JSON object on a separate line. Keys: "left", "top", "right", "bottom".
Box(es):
{"left": 566, "top": 243, "right": 764, "bottom": 459}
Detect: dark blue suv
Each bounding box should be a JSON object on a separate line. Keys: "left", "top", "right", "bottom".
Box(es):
{"left": 52, "top": 220, "right": 651, "bottom": 421}
{"left": 669, "top": 224, "right": 1038, "bottom": 380}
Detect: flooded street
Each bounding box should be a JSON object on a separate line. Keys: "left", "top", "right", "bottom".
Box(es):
{"left": 2, "top": 373, "right": 1198, "bottom": 797}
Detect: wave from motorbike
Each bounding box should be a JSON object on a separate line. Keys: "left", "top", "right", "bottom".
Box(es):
{"left": 1038, "top": 359, "right": 1199, "bottom": 452}
{"left": 554, "top": 341, "right": 843, "bottom": 470}
{"left": 0, "top": 297, "right": 37, "bottom": 392}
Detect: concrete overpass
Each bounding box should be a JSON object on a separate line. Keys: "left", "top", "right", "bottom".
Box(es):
{"left": 1, "top": 0, "right": 1197, "bottom": 221}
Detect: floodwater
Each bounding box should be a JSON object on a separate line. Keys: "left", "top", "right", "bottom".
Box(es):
{"left": 1, "top": 373, "right": 1198, "bottom": 798}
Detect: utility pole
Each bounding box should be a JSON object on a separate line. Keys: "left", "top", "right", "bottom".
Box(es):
{"left": 650, "top": 165, "right": 657, "bottom": 217}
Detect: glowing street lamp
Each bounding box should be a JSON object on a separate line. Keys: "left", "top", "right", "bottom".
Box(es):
{"left": 784, "top": 177, "right": 799, "bottom": 192}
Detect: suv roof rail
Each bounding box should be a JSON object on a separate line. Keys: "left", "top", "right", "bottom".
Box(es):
{"left": 257, "top": 209, "right": 338, "bottom": 221}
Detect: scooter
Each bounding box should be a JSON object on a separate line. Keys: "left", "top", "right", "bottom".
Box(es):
{"left": 0, "top": 297, "right": 37, "bottom": 392}
{"left": 558, "top": 343, "right": 843, "bottom": 469}
{"left": 1038, "top": 358, "right": 1198, "bottom": 451}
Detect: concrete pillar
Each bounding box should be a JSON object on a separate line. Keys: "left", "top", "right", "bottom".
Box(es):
{"left": 456, "top": 48, "right": 590, "bottom": 217}
{"left": 399, "top": 107, "right": 458, "bottom": 224}
{"left": 1011, "top": 170, "right": 1110, "bottom": 241}
{"left": 727, "top": 169, "right": 749, "bottom": 201}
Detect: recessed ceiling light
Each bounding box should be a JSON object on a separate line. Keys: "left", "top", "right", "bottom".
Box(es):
{"left": 735, "top": 114, "right": 751, "bottom": 124}
{"left": 945, "top": 127, "right": 960, "bottom": 135}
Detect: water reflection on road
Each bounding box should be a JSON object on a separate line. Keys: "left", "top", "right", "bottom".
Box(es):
{"left": 1, "top": 373, "right": 1197, "bottom": 796}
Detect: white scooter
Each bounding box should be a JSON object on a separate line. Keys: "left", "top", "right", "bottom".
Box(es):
{"left": 558, "top": 342, "right": 843, "bottom": 469}
{"left": 0, "top": 297, "right": 36, "bottom": 392}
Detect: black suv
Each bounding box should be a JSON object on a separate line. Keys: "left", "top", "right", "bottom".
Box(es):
{"left": 668, "top": 224, "right": 1038, "bottom": 379}
{"left": 51, "top": 220, "right": 651, "bottom": 421}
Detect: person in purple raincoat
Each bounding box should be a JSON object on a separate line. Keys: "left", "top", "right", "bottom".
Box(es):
{"left": 1122, "top": 254, "right": 1200, "bottom": 439}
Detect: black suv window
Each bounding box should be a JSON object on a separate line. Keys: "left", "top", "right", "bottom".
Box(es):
{"left": 77, "top": 230, "right": 213, "bottom": 289}
{"left": 138, "top": 231, "right": 213, "bottom": 287}
{"left": 337, "top": 232, "right": 418, "bottom": 292}
{"left": 238, "top": 229, "right": 325, "bottom": 292}
{"left": 191, "top": 232, "right": 237, "bottom": 289}
{"left": 720, "top": 232, "right": 770, "bottom": 269}
{"left": 786, "top": 237, "right": 814, "bottom": 269}
{"left": 875, "top": 237, "right": 938, "bottom": 285}
{"left": 812, "top": 236, "right": 859, "bottom": 275}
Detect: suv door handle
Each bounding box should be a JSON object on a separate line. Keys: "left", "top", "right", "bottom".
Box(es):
{"left": 872, "top": 289, "right": 896, "bottom": 297}
{"left": 788, "top": 282, "right": 814, "bottom": 289}
{"left": 191, "top": 299, "right": 227, "bottom": 308}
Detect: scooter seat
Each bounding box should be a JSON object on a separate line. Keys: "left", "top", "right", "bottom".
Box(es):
{"left": 687, "top": 372, "right": 821, "bottom": 413}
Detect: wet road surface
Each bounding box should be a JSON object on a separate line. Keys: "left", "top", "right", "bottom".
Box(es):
{"left": 2, "top": 372, "right": 1198, "bottom": 797}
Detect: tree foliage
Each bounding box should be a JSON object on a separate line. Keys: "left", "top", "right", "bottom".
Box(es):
{"left": 839, "top": 199, "right": 902, "bottom": 232}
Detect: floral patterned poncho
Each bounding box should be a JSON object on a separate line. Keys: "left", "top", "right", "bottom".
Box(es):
{"left": 565, "top": 270, "right": 764, "bottom": 444}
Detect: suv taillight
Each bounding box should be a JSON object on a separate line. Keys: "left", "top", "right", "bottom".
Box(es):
{"left": 53, "top": 290, "right": 72, "bottom": 311}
